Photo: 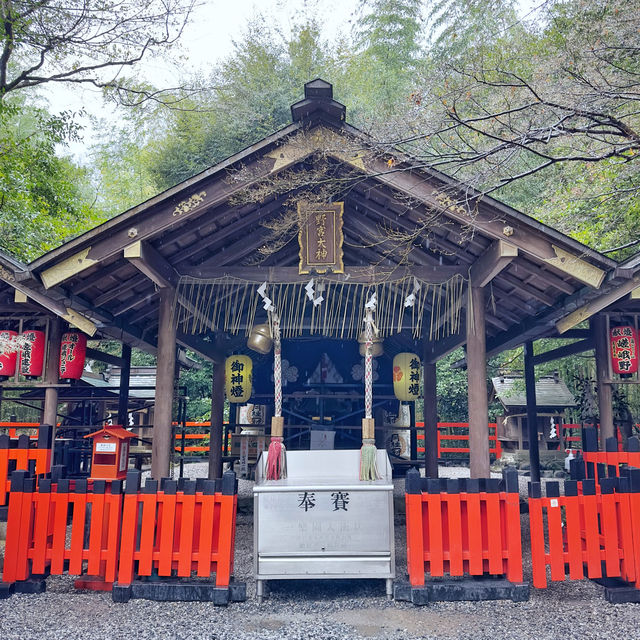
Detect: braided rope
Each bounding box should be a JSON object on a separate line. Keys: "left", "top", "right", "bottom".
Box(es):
{"left": 273, "top": 314, "right": 282, "bottom": 417}
{"left": 364, "top": 309, "right": 373, "bottom": 419}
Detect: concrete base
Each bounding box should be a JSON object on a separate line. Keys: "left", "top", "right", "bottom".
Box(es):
{"left": 394, "top": 578, "right": 530, "bottom": 604}
{"left": 14, "top": 577, "right": 47, "bottom": 594}
{"left": 112, "top": 579, "right": 246, "bottom": 605}
{"left": 592, "top": 577, "right": 640, "bottom": 603}
{"left": 0, "top": 582, "right": 15, "bottom": 599}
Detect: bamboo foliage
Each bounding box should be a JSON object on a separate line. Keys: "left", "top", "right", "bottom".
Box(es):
{"left": 176, "top": 274, "right": 466, "bottom": 340}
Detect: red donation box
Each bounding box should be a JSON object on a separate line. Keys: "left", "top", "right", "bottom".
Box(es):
{"left": 85, "top": 426, "right": 135, "bottom": 481}
{"left": 19, "top": 330, "right": 45, "bottom": 378}
{"left": 59, "top": 331, "right": 88, "bottom": 379}
{"left": 610, "top": 326, "right": 639, "bottom": 375}
{"left": 0, "top": 330, "right": 18, "bottom": 379}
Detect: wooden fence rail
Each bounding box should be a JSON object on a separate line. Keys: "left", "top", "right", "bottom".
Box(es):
{"left": 0, "top": 426, "right": 52, "bottom": 508}
{"left": 405, "top": 467, "right": 522, "bottom": 587}
{"left": 528, "top": 470, "right": 640, "bottom": 590}
{"left": 1, "top": 469, "right": 241, "bottom": 603}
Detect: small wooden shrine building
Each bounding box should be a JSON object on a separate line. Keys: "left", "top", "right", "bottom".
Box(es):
{"left": 1, "top": 79, "right": 639, "bottom": 481}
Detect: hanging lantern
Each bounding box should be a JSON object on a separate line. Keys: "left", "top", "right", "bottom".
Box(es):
{"left": 610, "top": 326, "right": 638, "bottom": 375}
{"left": 247, "top": 324, "right": 272, "bottom": 354}
{"left": 59, "top": 332, "right": 88, "bottom": 379}
{"left": 393, "top": 353, "right": 421, "bottom": 401}
{"left": 0, "top": 330, "right": 18, "bottom": 380}
{"left": 19, "top": 330, "right": 46, "bottom": 379}
{"left": 225, "top": 355, "right": 252, "bottom": 403}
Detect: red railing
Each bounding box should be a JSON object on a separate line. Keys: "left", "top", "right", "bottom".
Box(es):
{"left": 2, "top": 469, "right": 240, "bottom": 600}
{"left": 0, "top": 428, "right": 52, "bottom": 507}
{"left": 405, "top": 467, "right": 522, "bottom": 586}
{"left": 528, "top": 473, "right": 640, "bottom": 590}
{"left": 416, "top": 422, "right": 502, "bottom": 459}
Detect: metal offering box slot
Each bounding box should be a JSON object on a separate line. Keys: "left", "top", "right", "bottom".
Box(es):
{"left": 253, "top": 449, "right": 395, "bottom": 602}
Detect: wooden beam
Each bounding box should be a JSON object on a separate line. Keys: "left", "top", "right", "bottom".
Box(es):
{"left": 469, "top": 240, "right": 518, "bottom": 287}
{"left": 124, "top": 241, "right": 179, "bottom": 289}
{"left": 117, "top": 344, "right": 132, "bottom": 427}
{"left": 524, "top": 341, "right": 541, "bottom": 483}
{"left": 424, "top": 328, "right": 466, "bottom": 364}
{"left": 423, "top": 360, "right": 438, "bottom": 478}
{"left": 85, "top": 347, "right": 125, "bottom": 367}
{"left": 35, "top": 126, "right": 309, "bottom": 288}
{"left": 181, "top": 264, "right": 464, "bottom": 284}
{"left": 556, "top": 276, "right": 640, "bottom": 334}
{"left": 592, "top": 315, "right": 614, "bottom": 447}
{"left": 0, "top": 268, "right": 97, "bottom": 335}
{"left": 209, "top": 354, "right": 225, "bottom": 479}
{"left": 359, "top": 155, "right": 608, "bottom": 288}
{"left": 467, "top": 285, "right": 490, "bottom": 478}
{"left": 532, "top": 338, "right": 594, "bottom": 365}
{"left": 176, "top": 332, "right": 224, "bottom": 364}
{"left": 152, "top": 288, "right": 177, "bottom": 480}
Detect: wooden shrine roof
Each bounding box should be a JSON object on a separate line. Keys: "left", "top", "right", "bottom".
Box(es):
{"left": 1, "top": 80, "right": 639, "bottom": 362}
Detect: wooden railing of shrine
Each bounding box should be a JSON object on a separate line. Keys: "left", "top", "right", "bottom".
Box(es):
{"left": 0, "top": 427, "right": 52, "bottom": 507}
{"left": 405, "top": 467, "right": 523, "bottom": 587}
{"left": 1, "top": 469, "right": 240, "bottom": 603}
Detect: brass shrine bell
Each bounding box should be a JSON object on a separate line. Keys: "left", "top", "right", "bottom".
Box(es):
{"left": 358, "top": 331, "right": 384, "bottom": 357}
{"left": 247, "top": 324, "right": 273, "bottom": 354}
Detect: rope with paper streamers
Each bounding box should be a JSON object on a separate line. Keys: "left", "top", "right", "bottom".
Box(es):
{"left": 175, "top": 274, "right": 465, "bottom": 341}
{"left": 360, "top": 293, "right": 380, "bottom": 481}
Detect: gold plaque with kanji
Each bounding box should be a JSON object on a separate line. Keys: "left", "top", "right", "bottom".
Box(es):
{"left": 298, "top": 202, "right": 344, "bottom": 274}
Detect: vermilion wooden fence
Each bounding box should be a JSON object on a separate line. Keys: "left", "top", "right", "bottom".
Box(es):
{"left": 1, "top": 469, "right": 239, "bottom": 601}
{"left": 0, "top": 427, "right": 52, "bottom": 507}
{"left": 117, "top": 472, "right": 238, "bottom": 588}
{"left": 528, "top": 472, "right": 640, "bottom": 590}
{"left": 405, "top": 467, "right": 522, "bottom": 586}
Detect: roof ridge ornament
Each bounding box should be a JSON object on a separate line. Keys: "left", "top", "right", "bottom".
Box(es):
{"left": 290, "top": 78, "right": 346, "bottom": 125}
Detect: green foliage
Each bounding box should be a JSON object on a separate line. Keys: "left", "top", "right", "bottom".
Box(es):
{"left": 0, "top": 98, "right": 102, "bottom": 261}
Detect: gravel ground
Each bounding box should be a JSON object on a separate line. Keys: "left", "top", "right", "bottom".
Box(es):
{"left": 1, "top": 462, "right": 638, "bottom": 640}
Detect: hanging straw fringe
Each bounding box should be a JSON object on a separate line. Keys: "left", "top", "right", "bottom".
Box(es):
{"left": 176, "top": 274, "right": 466, "bottom": 341}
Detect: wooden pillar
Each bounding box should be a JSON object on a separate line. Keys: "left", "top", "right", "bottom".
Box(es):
{"left": 592, "top": 315, "right": 614, "bottom": 447}
{"left": 466, "top": 285, "right": 490, "bottom": 478}
{"left": 524, "top": 341, "right": 541, "bottom": 483}
{"left": 409, "top": 401, "right": 417, "bottom": 461}
{"left": 151, "top": 289, "right": 177, "bottom": 480}
{"left": 43, "top": 318, "right": 62, "bottom": 425}
{"left": 44, "top": 318, "right": 62, "bottom": 464}
{"left": 117, "top": 343, "right": 132, "bottom": 427}
{"left": 208, "top": 356, "right": 225, "bottom": 480}
{"left": 423, "top": 360, "right": 438, "bottom": 478}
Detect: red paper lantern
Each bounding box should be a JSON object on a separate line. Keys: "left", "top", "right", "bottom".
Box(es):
{"left": 59, "top": 332, "right": 88, "bottom": 379}
{"left": 19, "top": 330, "right": 46, "bottom": 378}
{"left": 610, "top": 326, "right": 639, "bottom": 375}
{"left": 0, "top": 330, "right": 18, "bottom": 379}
